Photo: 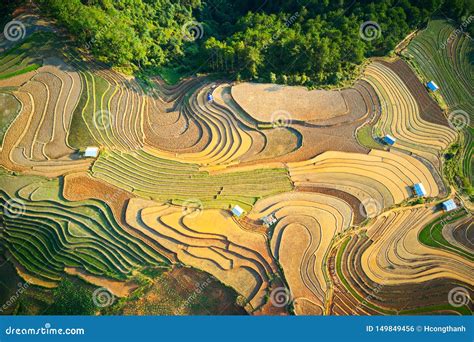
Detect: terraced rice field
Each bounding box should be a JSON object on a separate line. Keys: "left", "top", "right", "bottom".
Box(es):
{"left": 0, "top": 168, "right": 166, "bottom": 287}
{"left": 124, "top": 197, "right": 279, "bottom": 311}
{"left": 92, "top": 150, "right": 293, "bottom": 211}
{"left": 0, "top": 92, "right": 21, "bottom": 145}
{"left": 404, "top": 19, "right": 473, "bottom": 193}
{"left": 329, "top": 206, "right": 473, "bottom": 315}
{"left": 0, "top": 45, "right": 91, "bottom": 177}
{"left": 289, "top": 149, "right": 440, "bottom": 211}
{"left": 405, "top": 20, "right": 473, "bottom": 121}
{"left": 363, "top": 60, "right": 457, "bottom": 168}
{"left": 0, "top": 14, "right": 472, "bottom": 316}
{"left": 247, "top": 192, "right": 352, "bottom": 314}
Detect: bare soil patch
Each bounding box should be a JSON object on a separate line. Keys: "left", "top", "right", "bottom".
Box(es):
{"left": 232, "top": 82, "right": 347, "bottom": 122}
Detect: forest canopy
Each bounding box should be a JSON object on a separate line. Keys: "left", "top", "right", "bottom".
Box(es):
{"left": 11, "top": 0, "right": 474, "bottom": 86}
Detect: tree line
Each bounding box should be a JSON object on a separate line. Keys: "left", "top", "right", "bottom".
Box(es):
{"left": 6, "top": 0, "right": 473, "bottom": 86}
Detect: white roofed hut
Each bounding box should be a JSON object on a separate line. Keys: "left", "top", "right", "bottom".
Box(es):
{"left": 84, "top": 147, "right": 99, "bottom": 158}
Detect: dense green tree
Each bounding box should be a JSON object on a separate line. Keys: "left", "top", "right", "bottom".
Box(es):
{"left": 27, "top": 0, "right": 473, "bottom": 85}
{"left": 45, "top": 280, "right": 95, "bottom": 315}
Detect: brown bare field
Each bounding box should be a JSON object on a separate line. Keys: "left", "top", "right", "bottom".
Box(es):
{"left": 232, "top": 83, "right": 347, "bottom": 122}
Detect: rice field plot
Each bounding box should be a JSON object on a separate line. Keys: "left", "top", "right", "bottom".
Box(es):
{"left": 405, "top": 19, "right": 473, "bottom": 121}
{"left": 361, "top": 207, "right": 472, "bottom": 286}
{"left": 65, "top": 53, "right": 145, "bottom": 151}
{"left": 68, "top": 71, "right": 142, "bottom": 150}
{"left": 363, "top": 61, "right": 457, "bottom": 168}
{"left": 0, "top": 168, "right": 166, "bottom": 287}
{"left": 247, "top": 192, "right": 353, "bottom": 315}
{"left": 419, "top": 208, "right": 473, "bottom": 260}
{"left": 92, "top": 150, "right": 293, "bottom": 212}
{"left": 125, "top": 198, "right": 279, "bottom": 312}
{"left": 461, "top": 127, "right": 473, "bottom": 191}
{"left": 404, "top": 19, "right": 473, "bottom": 194}
{"left": 329, "top": 237, "right": 394, "bottom": 315}
{"left": 231, "top": 83, "right": 349, "bottom": 123}
{"left": 143, "top": 78, "right": 209, "bottom": 153}
{"left": 0, "top": 41, "right": 91, "bottom": 177}
{"left": 0, "top": 92, "right": 21, "bottom": 146}
{"left": 288, "top": 149, "right": 439, "bottom": 215}
{"left": 0, "top": 32, "right": 55, "bottom": 80}
{"left": 329, "top": 231, "right": 472, "bottom": 315}
{"left": 329, "top": 206, "right": 473, "bottom": 315}
{"left": 442, "top": 214, "right": 473, "bottom": 254}
{"left": 214, "top": 80, "right": 380, "bottom": 164}
{"left": 149, "top": 83, "right": 256, "bottom": 166}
